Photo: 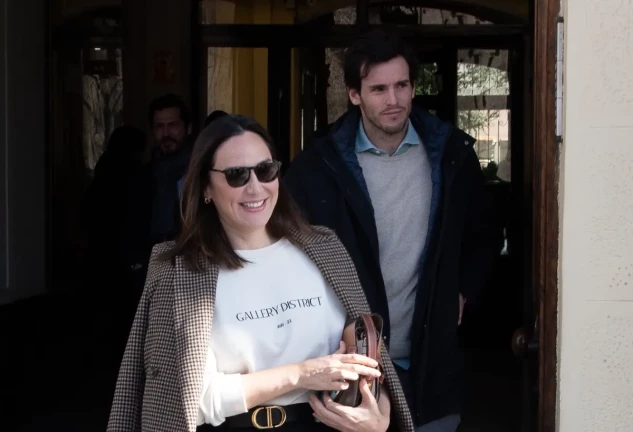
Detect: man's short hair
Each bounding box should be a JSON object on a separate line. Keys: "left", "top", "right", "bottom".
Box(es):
{"left": 148, "top": 94, "right": 192, "bottom": 126}
{"left": 343, "top": 30, "right": 418, "bottom": 92}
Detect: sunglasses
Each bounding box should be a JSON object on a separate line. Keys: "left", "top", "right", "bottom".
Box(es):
{"left": 210, "top": 160, "right": 282, "bottom": 188}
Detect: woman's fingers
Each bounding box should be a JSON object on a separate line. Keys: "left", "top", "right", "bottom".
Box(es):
{"left": 309, "top": 394, "right": 343, "bottom": 428}
{"left": 337, "top": 353, "right": 379, "bottom": 368}
{"left": 358, "top": 378, "right": 379, "bottom": 408}
{"left": 339, "top": 363, "right": 381, "bottom": 378}
{"left": 298, "top": 352, "right": 379, "bottom": 392}
{"left": 321, "top": 380, "right": 350, "bottom": 391}
{"left": 332, "top": 369, "right": 359, "bottom": 382}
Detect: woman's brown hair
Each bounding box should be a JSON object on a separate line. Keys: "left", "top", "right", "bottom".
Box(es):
{"left": 163, "top": 115, "right": 314, "bottom": 270}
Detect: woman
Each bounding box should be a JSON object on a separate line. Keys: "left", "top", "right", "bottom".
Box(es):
{"left": 107, "top": 115, "right": 414, "bottom": 432}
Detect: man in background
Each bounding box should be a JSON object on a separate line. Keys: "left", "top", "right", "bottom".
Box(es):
{"left": 125, "top": 94, "right": 193, "bottom": 286}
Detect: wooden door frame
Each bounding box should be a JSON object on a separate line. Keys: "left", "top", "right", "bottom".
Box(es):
{"left": 532, "top": 0, "right": 559, "bottom": 431}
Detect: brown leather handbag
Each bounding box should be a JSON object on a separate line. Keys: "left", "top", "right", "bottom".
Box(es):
{"left": 327, "top": 313, "right": 384, "bottom": 407}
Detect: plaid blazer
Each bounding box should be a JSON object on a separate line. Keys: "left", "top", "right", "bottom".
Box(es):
{"left": 107, "top": 226, "right": 414, "bottom": 432}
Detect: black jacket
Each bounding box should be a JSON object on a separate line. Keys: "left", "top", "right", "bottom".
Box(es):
{"left": 284, "top": 107, "right": 498, "bottom": 425}
{"left": 124, "top": 144, "right": 191, "bottom": 273}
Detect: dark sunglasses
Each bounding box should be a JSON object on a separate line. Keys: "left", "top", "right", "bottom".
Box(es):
{"left": 210, "top": 160, "right": 282, "bottom": 188}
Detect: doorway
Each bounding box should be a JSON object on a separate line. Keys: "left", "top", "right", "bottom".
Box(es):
{"left": 199, "top": 0, "right": 559, "bottom": 430}
{"left": 4, "top": 0, "right": 560, "bottom": 430}
{"left": 296, "top": 9, "right": 528, "bottom": 430}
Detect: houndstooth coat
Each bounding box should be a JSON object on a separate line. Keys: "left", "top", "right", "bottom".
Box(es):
{"left": 107, "top": 226, "right": 414, "bottom": 432}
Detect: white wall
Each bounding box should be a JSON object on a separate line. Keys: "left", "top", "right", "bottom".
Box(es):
{"left": 0, "top": 0, "right": 48, "bottom": 304}
{"left": 559, "top": 0, "right": 633, "bottom": 430}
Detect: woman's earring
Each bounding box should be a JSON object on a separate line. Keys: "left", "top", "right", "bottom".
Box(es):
{"left": 204, "top": 197, "right": 211, "bottom": 205}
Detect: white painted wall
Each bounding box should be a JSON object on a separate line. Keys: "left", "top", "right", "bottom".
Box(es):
{"left": 0, "top": 0, "right": 48, "bottom": 304}
{"left": 559, "top": 0, "right": 633, "bottom": 430}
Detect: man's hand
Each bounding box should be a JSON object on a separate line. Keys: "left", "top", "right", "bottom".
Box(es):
{"left": 458, "top": 294, "right": 467, "bottom": 325}
{"left": 308, "top": 379, "right": 389, "bottom": 432}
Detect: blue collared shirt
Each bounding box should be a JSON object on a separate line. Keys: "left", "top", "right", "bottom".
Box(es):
{"left": 355, "top": 119, "right": 422, "bottom": 156}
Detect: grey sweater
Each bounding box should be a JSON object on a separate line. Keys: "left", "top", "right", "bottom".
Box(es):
{"left": 357, "top": 143, "right": 432, "bottom": 359}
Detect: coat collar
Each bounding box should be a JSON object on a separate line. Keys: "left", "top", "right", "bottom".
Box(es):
{"left": 327, "top": 106, "right": 475, "bottom": 172}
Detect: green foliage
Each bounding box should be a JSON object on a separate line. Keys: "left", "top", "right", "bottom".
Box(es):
{"left": 415, "top": 63, "right": 440, "bottom": 96}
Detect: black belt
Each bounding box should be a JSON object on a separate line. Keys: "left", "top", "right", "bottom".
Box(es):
{"left": 225, "top": 403, "right": 314, "bottom": 429}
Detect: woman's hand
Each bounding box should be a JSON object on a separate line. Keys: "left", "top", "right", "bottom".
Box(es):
{"left": 309, "top": 379, "right": 390, "bottom": 432}
{"left": 239, "top": 341, "right": 380, "bottom": 410}
{"left": 297, "top": 342, "right": 382, "bottom": 391}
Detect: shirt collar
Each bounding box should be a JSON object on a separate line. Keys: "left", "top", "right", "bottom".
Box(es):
{"left": 355, "top": 119, "right": 422, "bottom": 156}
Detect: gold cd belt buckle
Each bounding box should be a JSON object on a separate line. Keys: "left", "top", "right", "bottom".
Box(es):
{"left": 251, "top": 405, "right": 287, "bottom": 429}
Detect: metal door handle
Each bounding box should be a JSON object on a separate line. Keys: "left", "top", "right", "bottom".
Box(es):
{"left": 512, "top": 328, "right": 538, "bottom": 357}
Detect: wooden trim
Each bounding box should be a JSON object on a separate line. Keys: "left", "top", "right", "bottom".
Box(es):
{"left": 191, "top": 0, "right": 204, "bottom": 131}
{"left": 200, "top": 24, "right": 526, "bottom": 48}
{"left": 197, "top": 44, "right": 209, "bottom": 128}
{"left": 314, "top": 48, "right": 329, "bottom": 131}
{"left": 532, "top": 0, "right": 559, "bottom": 430}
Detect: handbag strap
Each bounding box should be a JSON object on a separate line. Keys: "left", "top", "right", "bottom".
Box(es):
{"left": 360, "top": 314, "right": 379, "bottom": 361}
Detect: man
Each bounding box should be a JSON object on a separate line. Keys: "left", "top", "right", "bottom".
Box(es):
{"left": 125, "top": 94, "right": 193, "bottom": 283}
{"left": 284, "top": 31, "right": 498, "bottom": 431}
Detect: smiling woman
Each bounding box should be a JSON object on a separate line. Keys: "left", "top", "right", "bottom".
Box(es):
{"left": 107, "top": 114, "right": 415, "bottom": 432}
{"left": 205, "top": 131, "right": 282, "bottom": 251}
{"left": 169, "top": 115, "right": 312, "bottom": 269}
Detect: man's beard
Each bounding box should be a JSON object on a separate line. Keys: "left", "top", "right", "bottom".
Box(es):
{"left": 160, "top": 137, "right": 181, "bottom": 153}
{"left": 366, "top": 114, "right": 408, "bottom": 136}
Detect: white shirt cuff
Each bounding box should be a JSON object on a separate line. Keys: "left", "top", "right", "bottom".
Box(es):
{"left": 199, "top": 373, "right": 248, "bottom": 426}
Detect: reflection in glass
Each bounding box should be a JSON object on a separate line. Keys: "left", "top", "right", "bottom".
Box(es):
{"left": 325, "top": 48, "right": 348, "bottom": 124}
{"left": 82, "top": 48, "right": 123, "bottom": 171}
{"left": 416, "top": 63, "right": 440, "bottom": 96}
{"left": 457, "top": 49, "right": 510, "bottom": 182}
{"left": 334, "top": 6, "right": 356, "bottom": 25}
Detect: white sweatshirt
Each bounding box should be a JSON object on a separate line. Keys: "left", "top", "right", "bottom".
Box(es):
{"left": 197, "top": 238, "right": 347, "bottom": 426}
